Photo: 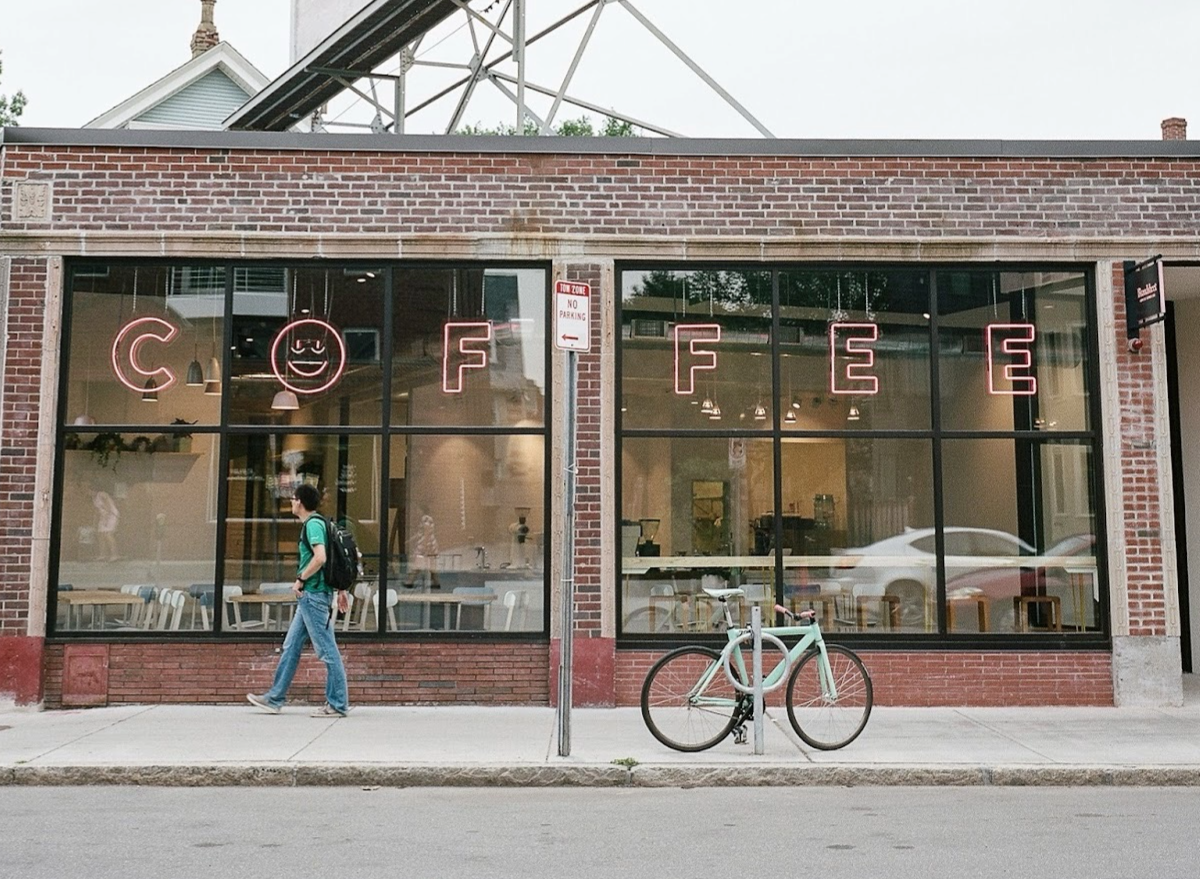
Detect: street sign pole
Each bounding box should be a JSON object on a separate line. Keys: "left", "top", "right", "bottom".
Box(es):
{"left": 557, "top": 349, "right": 577, "bottom": 757}
{"left": 553, "top": 279, "right": 588, "bottom": 757}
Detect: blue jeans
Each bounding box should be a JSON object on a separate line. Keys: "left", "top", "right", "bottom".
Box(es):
{"left": 263, "top": 590, "right": 349, "bottom": 714}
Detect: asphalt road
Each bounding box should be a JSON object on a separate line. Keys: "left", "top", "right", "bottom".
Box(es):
{"left": 2, "top": 786, "right": 1197, "bottom": 879}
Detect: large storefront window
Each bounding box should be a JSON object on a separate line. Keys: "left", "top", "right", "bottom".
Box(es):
{"left": 52, "top": 262, "right": 548, "bottom": 636}
{"left": 619, "top": 266, "right": 1102, "bottom": 641}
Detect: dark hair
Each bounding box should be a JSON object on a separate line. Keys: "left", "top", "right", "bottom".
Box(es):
{"left": 293, "top": 483, "right": 321, "bottom": 512}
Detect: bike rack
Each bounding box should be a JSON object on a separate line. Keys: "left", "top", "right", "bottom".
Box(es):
{"left": 721, "top": 606, "right": 791, "bottom": 755}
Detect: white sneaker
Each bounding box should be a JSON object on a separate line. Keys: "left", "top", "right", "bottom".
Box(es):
{"left": 311, "top": 704, "right": 348, "bottom": 718}
{"left": 247, "top": 693, "right": 281, "bottom": 714}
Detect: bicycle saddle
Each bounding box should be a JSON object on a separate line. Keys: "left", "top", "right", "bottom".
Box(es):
{"left": 702, "top": 587, "right": 744, "bottom": 600}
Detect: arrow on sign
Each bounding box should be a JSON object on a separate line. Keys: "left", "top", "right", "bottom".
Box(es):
{"left": 561, "top": 335, "right": 579, "bottom": 342}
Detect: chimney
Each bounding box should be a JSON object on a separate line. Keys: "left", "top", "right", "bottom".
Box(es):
{"left": 190, "top": 0, "right": 220, "bottom": 58}
{"left": 1161, "top": 117, "right": 1187, "bottom": 141}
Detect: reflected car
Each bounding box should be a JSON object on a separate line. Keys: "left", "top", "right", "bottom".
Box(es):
{"left": 829, "top": 527, "right": 1096, "bottom": 631}
{"left": 946, "top": 533, "right": 1097, "bottom": 631}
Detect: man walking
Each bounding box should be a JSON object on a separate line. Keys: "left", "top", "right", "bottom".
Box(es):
{"left": 248, "top": 484, "right": 350, "bottom": 717}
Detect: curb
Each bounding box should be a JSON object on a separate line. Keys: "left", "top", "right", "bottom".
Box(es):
{"left": 5, "top": 763, "right": 1200, "bottom": 787}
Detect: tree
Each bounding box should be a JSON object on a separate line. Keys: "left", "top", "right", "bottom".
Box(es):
{"left": 456, "top": 114, "right": 637, "bottom": 137}
{"left": 0, "top": 51, "right": 27, "bottom": 127}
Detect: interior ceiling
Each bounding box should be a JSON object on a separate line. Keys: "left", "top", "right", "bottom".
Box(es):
{"left": 1164, "top": 266, "right": 1200, "bottom": 300}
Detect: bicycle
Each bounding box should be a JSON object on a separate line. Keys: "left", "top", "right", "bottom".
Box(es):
{"left": 640, "top": 586, "right": 873, "bottom": 752}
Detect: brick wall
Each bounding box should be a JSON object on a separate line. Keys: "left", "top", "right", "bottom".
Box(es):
{"left": 5, "top": 147, "right": 1200, "bottom": 239}
{"left": 43, "top": 640, "right": 550, "bottom": 707}
{"left": 1112, "top": 263, "right": 1169, "bottom": 637}
{"left": 616, "top": 649, "right": 1114, "bottom": 707}
{"left": 2, "top": 139, "right": 1187, "bottom": 706}
{"left": 0, "top": 258, "right": 46, "bottom": 637}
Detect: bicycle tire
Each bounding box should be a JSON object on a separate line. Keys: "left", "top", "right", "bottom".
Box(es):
{"left": 784, "top": 644, "right": 873, "bottom": 750}
{"left": 641, "top": 645, "right": 745, "bottom": 752}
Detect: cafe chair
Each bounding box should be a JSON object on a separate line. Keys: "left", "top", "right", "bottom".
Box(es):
{"left": 501, "top": 589, "right": 528, "bottom": 631}
{"left": 188, "top": 584, "right": 215, "bottom": 630}
{"left": 151, "top": 589, "right": 187, "bottom": 631}
{"left": 372, "top": 588, "right": 399, "bottom": 631}
{"left": 453, "top": 586, "right": 495, "bottom": 630}
{"left": 341, "top": 582, "right": 376, "bottom": 632}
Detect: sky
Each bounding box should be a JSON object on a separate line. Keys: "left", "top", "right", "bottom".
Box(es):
{"left": 2, "top": 0, "right": 1198, "bottom": 139}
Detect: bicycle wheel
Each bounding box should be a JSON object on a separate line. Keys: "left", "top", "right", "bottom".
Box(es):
{"left": 641, "top": 646, "right": 745, "bottom": 752}
{"left": 785, "top": 644, "right": 873, "bottom": 750}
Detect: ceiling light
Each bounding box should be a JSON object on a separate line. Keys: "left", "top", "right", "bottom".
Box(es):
{"left": 784, "top": 409, "right": 797, "bottom": 424}
{"left": 185, "top": 358, "right": 204, "bottom": 387}
{"left": 271, "top": 390, "right": 300, "bottom": 411}
{"left": 141, "top": 377, "right": 159, "bottom": 403}
{"left": 847, "top": 405, "right": 861, "bottom": 422}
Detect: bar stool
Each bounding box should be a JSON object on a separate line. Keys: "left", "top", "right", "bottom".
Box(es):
{"left": 1012, "top": 595, "right": 1062, "bottom": 632}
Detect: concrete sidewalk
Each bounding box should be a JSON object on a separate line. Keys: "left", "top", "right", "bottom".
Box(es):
{"left": 3, "top": 680, "right": 1200, "bottom": 786}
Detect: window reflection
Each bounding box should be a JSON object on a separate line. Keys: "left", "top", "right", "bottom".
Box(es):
{"left": 65, "top": 265, "right": 225, "bottom": 427}
{"left": 392, "top": 268, "right": 546, "bottom": 428}
{"left": 228, "top": 267, "right": 386, "bottom": 426}
{"left": 619, "top": 266, "right": 1100, "bottom": 640}
{"left": 386, "top": 434, "right": 545, "bottom": 632}
{"left": 621, "top": 269, "right": 773, "bottom": 430}
{"left": 55, "top": 433, "right": 219, "bottom": 632}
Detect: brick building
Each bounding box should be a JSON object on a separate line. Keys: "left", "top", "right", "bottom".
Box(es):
{"left": 0, "top": 126, "right": 1195, "bottom": 708}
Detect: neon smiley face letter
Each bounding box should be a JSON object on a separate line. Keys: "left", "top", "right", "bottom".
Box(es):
{"left": 986, "top": 323, "right": 1037, "bottom": 396}
{"left": 442, "top": 321, "right": 493, "bottom": 393}
{"left": 829, "top": 322, "right": 879, "bottom": 395}
{"left": 111, "top": 316, "right": 180, "bottom": 394}
{"left": 674, "top": 324, "right": 721, "bottom": 395}
{"left": 270, "top": 318, "right": 348, "bottom": 395}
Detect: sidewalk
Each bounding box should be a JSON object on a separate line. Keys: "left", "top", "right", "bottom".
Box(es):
{"left": 2, "top": 679, "right": 1199, "bottom": 787}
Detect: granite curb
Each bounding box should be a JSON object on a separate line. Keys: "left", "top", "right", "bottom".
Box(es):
{"left": 5, "top": 763, "right": 1200, "bottom": 787}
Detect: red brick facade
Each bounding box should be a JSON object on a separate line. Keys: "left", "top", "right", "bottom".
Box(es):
{"left": 2, "top": 134, "right": 1190, "bottom": 707}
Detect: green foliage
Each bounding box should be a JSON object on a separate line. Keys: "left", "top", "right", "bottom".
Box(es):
{"left": 455, "top": 114, "right": 637, "bottom": 137}
{"left": 0, "top": 51, "right": 26, "bottom": 127}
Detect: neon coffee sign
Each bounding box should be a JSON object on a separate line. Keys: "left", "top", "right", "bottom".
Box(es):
{"left": 111, "top": 316, "right": 180, "bottom": 393}
{"left": 442, "top": 321, "right": 494, "bottom": 393}
{"left": 663, "top": 321, "right": 1040, "bottom": 400}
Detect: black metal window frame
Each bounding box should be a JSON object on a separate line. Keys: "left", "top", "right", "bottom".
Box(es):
{"left": 49, "top": 258, "right": 553, "bottom": 642}
{"left": 615, "top": 261, "right": 1110, "bottom": 651}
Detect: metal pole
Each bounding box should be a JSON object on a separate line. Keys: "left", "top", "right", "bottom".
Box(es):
{"left": 557, "top": 350, "right": 577, "bottom": 756}
{"left": 514, "top": 0, "right": 526, "bottom": 133}
{"left": 751, "top": 605, "right": 764, "bottom": 755}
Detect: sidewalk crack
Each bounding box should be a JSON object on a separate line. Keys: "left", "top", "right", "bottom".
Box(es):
{"left": 952, "top": 709, "right": 1055, "bottom": 762}
{"left": 20, "top": 704, "right": 158, "bottom": 763}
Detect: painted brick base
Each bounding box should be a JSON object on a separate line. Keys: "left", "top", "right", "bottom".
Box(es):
{"left": 616, "top": 649, "right": 1115, "bottom": 707}
{"left": 0, "top": 636, "right": 44, "bottom": 705}
{"left": 42, "top": 641, "right": 550, "bottom": 708}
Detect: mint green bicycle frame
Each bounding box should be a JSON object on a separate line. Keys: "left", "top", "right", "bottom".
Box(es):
{"left": 688, "top": 617, "right": 837, "bottom": 708}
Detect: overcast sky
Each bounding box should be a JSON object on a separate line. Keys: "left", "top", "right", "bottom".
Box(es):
{"left": 3, "top": 0, "right": 1198, "bottom": 139}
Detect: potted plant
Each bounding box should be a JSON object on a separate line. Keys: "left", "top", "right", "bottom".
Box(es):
{"left": 170, "top": 418, "right": 196, "bottom": 453}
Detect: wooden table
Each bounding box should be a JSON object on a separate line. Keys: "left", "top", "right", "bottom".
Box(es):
{"left": 393, "top": 591, "right": 498, "bottom": 630}
{"left": 58, "top": 590, "right": 146, "bottom": 629}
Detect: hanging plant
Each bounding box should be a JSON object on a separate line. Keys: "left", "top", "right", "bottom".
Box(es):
{"left": 87, "top": 432, "right": 126, "bottom": 469}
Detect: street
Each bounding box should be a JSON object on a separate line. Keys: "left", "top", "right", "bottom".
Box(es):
{"left": 2, "top": 786, "right": 1198, "bottom": 878}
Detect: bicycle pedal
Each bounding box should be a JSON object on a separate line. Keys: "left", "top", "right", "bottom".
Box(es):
{"left": 732, "top": 725, "right": 747, "bottom": 745}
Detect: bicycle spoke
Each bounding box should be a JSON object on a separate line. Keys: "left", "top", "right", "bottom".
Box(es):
{"left": 785, "top": 645, "right": 873, "bottom": 750}
{"left": 641, "top": 646, "right": 742, "bottom": 752}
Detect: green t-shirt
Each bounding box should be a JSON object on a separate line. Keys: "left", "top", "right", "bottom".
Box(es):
{"left": 298, "top": 515, "right": 330, "bottom": 593}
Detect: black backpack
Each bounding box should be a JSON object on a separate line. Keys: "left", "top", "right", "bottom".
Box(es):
{"left": 301, "top": 516, "right": 361, "bottom": 591}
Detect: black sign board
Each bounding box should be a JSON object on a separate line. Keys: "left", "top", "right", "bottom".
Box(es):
{"left": 1124, "top": 256, "right": 1166, "bottom": 335}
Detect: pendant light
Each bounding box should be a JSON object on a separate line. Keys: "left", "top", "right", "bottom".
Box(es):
{"left": 203, "top": 311, "right": 221, "bottom": 395}
{"left": 142, "top": 376, "right": 159, "bottom": 403}
{"left": 784, "top": 408, "right": 797, "bottom": 425}
{"left": 271, "top": 389, "right": 299, "bottom": 411}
